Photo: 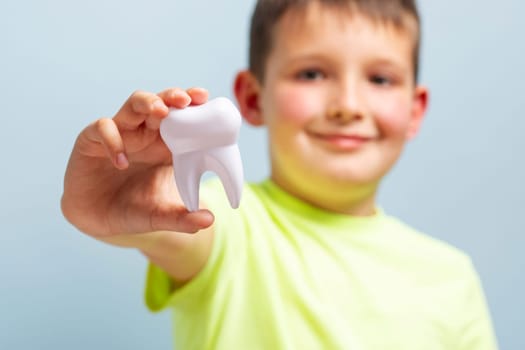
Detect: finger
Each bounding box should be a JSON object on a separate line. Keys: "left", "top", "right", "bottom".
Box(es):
{"left": 86, "top": 118, "right": 129, "bottom": 169}
{"left": 144, "top": 114, "right": 162, "bottom": 130}
{"left": 144, "top": 88, "right": 208, "bottom": 130}
{"left": 157, "top": 88, "right": 192, "bottom": 109}
{"left": 149, "top": 207, "right": 215, "bottom": 233}
{"left": 145, "top": 88, "right": 191, "bottom": 130}
{"left": 187, "top": 87, "right": 209, "bottom": 106}
{"left": 114, "top": 90, "right": 168, "bottom": 130}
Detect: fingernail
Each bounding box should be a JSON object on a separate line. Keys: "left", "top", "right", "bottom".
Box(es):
{"left": 153, "top": 100, "right": 167, "bottom": 111}
{"left": 174, "top": 92, "right": 191, "bottom": 106}
{"left": 181, "top": 96, "right": 191, "bottom": 107}
{"left": 116, "top": 153, "right": 129, "bottom": 168}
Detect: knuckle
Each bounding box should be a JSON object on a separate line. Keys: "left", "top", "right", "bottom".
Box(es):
{"left": 167, "top": 87, "right": 186, "bottom": 98}
{"left": 130, "top": 90, "right": 146, "bottom": 100}
{"left": 187, "top": 86, "right": 206, "bottom": 94}
{"left": 128, "top": 92, "right": 141, "bottom": 107}
{"left": 94, "top": 118, "right": 112, "bottom": 135}
{"left": 130, "top": 90, "right": 152, "bottom": 111}
{"left": 149, "top": 206, "right": 163, "bottom": 232}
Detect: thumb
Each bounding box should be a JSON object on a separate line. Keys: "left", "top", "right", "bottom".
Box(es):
{"left": 150, "top": 207, "right": 215, "bottom": 233}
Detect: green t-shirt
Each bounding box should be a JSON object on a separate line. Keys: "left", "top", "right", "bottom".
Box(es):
{"left": 145, "top": 179, "right": 498, "bottom": 350}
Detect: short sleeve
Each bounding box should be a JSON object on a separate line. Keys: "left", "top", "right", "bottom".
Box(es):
{"left": 457, "top": 259, "right": 499, "bottom": 350}
{"left": 143, "top": 226, "right": 225, "bottom": 312}
{"left": 144, "top": 178, "right": 244, "bottom": 312}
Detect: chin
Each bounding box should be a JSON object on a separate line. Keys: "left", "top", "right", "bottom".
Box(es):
{"left": 312, "top": 162, "right": 385, "bottom": 186}
{"left": 303, "top": 171, "right": 380, "bottom": 193}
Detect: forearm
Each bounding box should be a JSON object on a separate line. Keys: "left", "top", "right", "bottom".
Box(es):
{"left": 96, "top": 232, "right": 163, "bottom": 251}
{"left": 96, "top": 229, "right": 214, "bottom": 283}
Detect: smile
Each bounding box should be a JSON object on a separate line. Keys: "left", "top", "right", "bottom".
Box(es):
{"left": 310, "top": 132, "right": 374, "bottom": 151}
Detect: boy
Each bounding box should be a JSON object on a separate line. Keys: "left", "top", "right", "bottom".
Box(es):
{"left": 61, "top": 0, "right": 498, "bottom": 349}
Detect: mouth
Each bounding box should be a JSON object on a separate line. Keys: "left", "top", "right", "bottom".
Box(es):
{"left": 309, "top": 131, "right": 375, "bottom": 151}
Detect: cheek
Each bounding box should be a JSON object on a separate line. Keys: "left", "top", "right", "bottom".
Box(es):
{"left": 372, "top": 94, "right": 413, "bottom": 139}
{"left": 271, "top": 84, "right": 320, "bottom": 125}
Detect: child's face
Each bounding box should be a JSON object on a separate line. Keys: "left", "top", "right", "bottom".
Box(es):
{"left": 237, "top": 3, "right": 428, "bottom": 213}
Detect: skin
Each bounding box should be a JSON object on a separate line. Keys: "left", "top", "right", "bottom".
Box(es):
{"left": 236, "top": 3, "right": 428, "bottom": 215}
{"left": 61, "top": 87, "right": 216, "bottom": 282}
{"left": 61, "top": 4, "right": 428, "bottom": 284}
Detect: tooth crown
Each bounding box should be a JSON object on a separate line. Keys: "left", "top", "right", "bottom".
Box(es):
{"left": 160, "top": 97, "right": 242, "bottom": 154}
{"left": 159, "top": 97, "right": 244, "bottom": 211}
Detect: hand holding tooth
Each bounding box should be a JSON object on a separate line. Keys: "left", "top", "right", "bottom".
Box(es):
{"left": 62, "top": 88, "right": 218, "bottom": 237}
{"left": 160, "top": 97, "right": 244, "bottom": 212}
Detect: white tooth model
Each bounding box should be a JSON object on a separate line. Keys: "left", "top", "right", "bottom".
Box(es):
{"left": 159, "top": 97, "right": 244, "bottom": 212}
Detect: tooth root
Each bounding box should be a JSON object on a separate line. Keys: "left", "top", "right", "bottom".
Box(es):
{"left": 205, "top": 144, "right": 244, "bottom": 209}
{"left": 172, "top": 146, "right": 243, "bottom": 212}
{"left": 172, "top": 153, "right": 204, "bottom": 212}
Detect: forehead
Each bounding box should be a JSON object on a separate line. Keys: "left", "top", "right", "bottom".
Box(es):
{"left": 269, "top": 2, "right": 417, "bottom": 63}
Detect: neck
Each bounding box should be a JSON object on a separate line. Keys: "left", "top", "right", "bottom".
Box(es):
{"left": 271, "top": 175, "right": 379, "bottom": 216}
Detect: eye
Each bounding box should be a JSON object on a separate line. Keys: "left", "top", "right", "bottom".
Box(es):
{"left": 296, "top": 69, "right": 325, "bottom": 81}
{"left": 369, "top": 74, "right": 392, "bottom": 86}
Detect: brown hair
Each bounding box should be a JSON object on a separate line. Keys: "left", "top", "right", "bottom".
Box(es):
{"left": 249, "top": 0, "right": 421, "bottom": 83}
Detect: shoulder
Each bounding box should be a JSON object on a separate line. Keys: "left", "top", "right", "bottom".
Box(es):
{"left": 378, "top": 214, "right": 487, "bottom": 312}
{"left": 381, "top": 214, "right": 476, "bottom": 278}
{"left": 383, "top": 215, "right": 498, "bottom": 348}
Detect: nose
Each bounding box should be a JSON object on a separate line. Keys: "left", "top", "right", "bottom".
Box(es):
{"left": 326, "top": 108, "right": 362, "bottom": 124}
{"left": 326, "top": 79, "right": 365, "bottom": 124}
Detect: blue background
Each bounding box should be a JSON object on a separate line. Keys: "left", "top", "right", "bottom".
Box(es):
{"left": 1, "top": 0, "right": 523, "bottom": 348}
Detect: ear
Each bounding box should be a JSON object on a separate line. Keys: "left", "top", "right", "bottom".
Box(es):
{"left": 233, "top": 70, "right": 264, "bottom": 126}
{"left": 406, "top": 85, "right": 429, "bottom": 140}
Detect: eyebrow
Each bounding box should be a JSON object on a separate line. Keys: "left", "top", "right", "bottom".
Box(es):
{"left": 284, "top": 53, "right": 408, "bottom": 70}
{"left": 366, "top": 57, "right": 409, "bottom": 72}
{"left": 283, "top": 52, "right": 337, "bottom": 65}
